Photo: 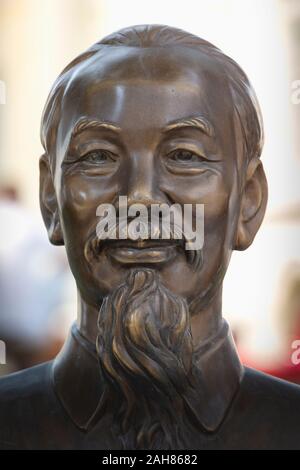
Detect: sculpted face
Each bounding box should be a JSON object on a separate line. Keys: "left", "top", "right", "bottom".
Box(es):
{"left": 48, "top": 46, "right": 242, "bottom": 312}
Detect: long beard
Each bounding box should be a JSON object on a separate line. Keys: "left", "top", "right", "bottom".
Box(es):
{"left": 95, "top": 268, "right": 206, "bottom": 450}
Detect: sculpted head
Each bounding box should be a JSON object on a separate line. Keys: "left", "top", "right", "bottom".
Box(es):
{"left": 39, "top": 25, "right": 268, "bottom": 448}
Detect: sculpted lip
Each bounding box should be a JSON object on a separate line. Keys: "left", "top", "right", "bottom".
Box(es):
{"left": 104, "top": 240, "right": 180, "bottom": 264}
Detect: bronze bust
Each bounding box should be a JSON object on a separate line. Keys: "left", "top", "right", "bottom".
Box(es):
{"left": 0, "top": 24, "right": 300, "bottom": 450}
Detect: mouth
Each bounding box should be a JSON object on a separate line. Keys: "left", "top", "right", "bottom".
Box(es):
{"left": 104, "top": 239, "right": 180, "bottom": 265}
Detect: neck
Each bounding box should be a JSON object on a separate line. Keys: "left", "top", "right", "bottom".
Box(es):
{"left": 76, "top": 286, "right": 224, "bottom": 348}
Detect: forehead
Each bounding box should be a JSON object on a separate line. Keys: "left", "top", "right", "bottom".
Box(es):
{"left": 59, "top": 46, "right": 235, "bottom": 148}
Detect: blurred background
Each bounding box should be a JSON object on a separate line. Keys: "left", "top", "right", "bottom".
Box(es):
{"left": 0, "top": 0, "right": 300, "bottom": 383}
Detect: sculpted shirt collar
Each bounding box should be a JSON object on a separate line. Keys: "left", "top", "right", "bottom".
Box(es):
{"left": 52, "top": 319, "right": 244, "bottom": 433}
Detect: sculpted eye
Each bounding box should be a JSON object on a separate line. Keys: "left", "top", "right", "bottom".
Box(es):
{"left": 83, "top": 150, "right": 116, "bottom": 164}
{"left": 167, "top": 149, "right": 206, "bottom": 163}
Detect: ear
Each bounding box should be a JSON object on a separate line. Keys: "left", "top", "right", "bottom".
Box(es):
{"left": 234, "top": 158, "right": 268, "bottom": 251}
{"left": 39, "top": 154, "right": 64, "bottom": 245}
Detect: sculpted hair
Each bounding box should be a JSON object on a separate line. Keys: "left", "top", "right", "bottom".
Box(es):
{"left": 40, "top": 24, "right": 264, "bottom": 168}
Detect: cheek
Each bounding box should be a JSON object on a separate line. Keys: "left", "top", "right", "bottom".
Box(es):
{"left": 58, "top": 172, "right": 119, "bottom": 229}
{"left": 164, "top": 171, "right": 231, "bottom": 221}
{"left": 55, "top": 172, "right": 124, "bottom": 301}
{"left": 160, "top": 172, "right": 234, "bottom": 297}
{"left": 195, "top": 174, "right": 233, "bottom": 255}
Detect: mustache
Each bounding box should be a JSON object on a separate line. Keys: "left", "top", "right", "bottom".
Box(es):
{"left": 84, "top": 213, "right": 203, "bottom": 270}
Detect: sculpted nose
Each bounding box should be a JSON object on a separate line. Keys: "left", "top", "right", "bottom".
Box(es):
{"left": 124, "top": 153, "right": 168, "bottom": 207}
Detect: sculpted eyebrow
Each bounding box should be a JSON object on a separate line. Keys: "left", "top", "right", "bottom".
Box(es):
{"left": 70, "top": 116, "right": 214, "bottom": 139}
{"left": 71, "top": 118, "right": 122, "bottom": 137}
{"left": 163, "top": 116, "right": 214, "bottom": 137}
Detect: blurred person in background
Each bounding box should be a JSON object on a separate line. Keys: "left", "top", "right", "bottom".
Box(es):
{"left": 263, "top": 261, "right": 300, "bottom": 384}
{"left": 0, "top": 185, "right": 75, "bottom": 375}
{"left": 234, "top": 261, "right": 300, "bottom": 385}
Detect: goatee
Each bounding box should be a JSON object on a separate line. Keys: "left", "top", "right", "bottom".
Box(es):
{"left": 95, "top": 268, "right": 205, "bottom": 450}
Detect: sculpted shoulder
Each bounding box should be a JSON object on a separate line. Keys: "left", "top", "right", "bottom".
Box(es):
{"left": 0, "top": 362, "right": 55, "bottom": 449}
{"left": 242, "top": 366, "right": 300, "bottom": 408}
{"left": 225, "top": 366, "right": 300, "bottom": 449}
{"left": 0, "top": 361, "right": 53, "bottom": 403}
